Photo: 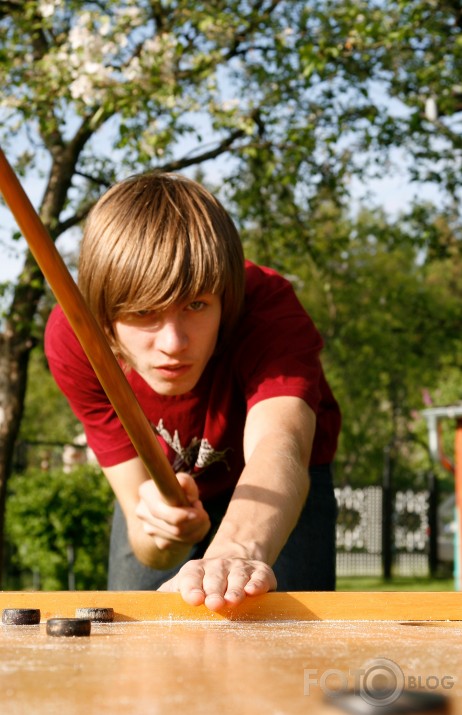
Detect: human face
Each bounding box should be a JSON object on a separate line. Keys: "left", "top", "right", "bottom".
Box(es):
{"left": 114, "top": 294, "right": 222, "bottom": 396}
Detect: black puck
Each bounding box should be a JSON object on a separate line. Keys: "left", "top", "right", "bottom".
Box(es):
{"left": 75, "top": 607, "right": 114, "bottom": 622}
{"left": 2, "top": 608, "right": 41, "bottom": 625}
{"left": 324, "top": 688, "right": 449, "bottom": 713}
{"left": 46, "top": 618, "right": 91, "bottom": 637}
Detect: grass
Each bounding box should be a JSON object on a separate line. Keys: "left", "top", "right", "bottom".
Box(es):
{"left": 336, "top": 576, "right": 456, "bottom": 592}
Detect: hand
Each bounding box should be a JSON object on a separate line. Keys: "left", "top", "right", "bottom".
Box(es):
{"left": 135, "top": 473, "right": 211, "bottom": 551}
{"left": 158, "top": 557, "right": 277, "bottom": 612}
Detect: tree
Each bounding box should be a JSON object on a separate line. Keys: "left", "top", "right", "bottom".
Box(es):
{"left": 13, "top": 341, "right": 82, "bottom": 474}
{"left": 222, "top": 0, "right": 462, "bottom": 322}
{"left": 1, "top": 0, "right": 355, "bottom": 574}
{"left": 297, "top": 201, "right": 462, "bottom": 487}
{"left": 5, "top": 464, "right": 113, "bottom": 590}
{"left": 19, "top": 344, "right": 80, "bottom": 447}
{"left": 2, "top": 0, "right": 462, "bottom": 578}
{"left": 364, "top": 0, "right": 462, "bottom": 201}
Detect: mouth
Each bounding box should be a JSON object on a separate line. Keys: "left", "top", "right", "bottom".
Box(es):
{"left": 154, "top": 363, "right": 192, "bottom": 378}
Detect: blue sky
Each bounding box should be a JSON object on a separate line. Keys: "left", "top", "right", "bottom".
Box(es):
{"left": 0, "top": 137, "right": 443, "bottom": 285}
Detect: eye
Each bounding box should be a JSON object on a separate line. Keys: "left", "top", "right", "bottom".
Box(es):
{"left": 127, "top": 309, "right": 160, "bottom": 324}
{"left": 187, "top": 300, "right": 206, "bottom": 312}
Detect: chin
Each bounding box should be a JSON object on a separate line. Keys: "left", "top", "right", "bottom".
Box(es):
{"left": 153, "top": 379, "right": 197, "bottom": 396}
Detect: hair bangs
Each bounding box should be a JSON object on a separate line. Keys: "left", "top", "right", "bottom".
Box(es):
{"left": 79, "top": 171, "right": 245, "bottom": 351}
{"left": 112, "top": 236, "right": 225, "bottom": 319}
{"left": 109, "top": 191, "right": 226, "bottom": 319}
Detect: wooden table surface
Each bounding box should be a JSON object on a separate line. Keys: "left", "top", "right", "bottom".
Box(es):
{"left": 1, "top": 592, "right": 461, "bottom": 715}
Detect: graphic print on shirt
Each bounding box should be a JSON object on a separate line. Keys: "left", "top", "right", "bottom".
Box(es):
{"left": 154, "top": 419, "right": 231, "bottom": 474}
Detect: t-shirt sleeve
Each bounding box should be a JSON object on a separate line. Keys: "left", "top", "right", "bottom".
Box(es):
{"left": 44, "top": 305, "right": 137, "bottom": 467}
{"left": 235, "top": 264, "right": 324, "bottom": 414}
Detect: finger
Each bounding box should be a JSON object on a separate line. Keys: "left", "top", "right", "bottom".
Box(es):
{"left": 153, "top": 535, "right": 178, "bottom": 550}
{"left": 157, "top": 576, "right": 179, "bottom": 593}
{"left": 200, "top": 561, "right": 231, "bottom": 611}
{"left": 203, "top": 593, "right": 228, "bottom": 612}
{"left": 141, "top": 522, "right": 185, "bottom": 542}
{"left": 138, "top": 494, "right": 211, "bottom": 540}
{"left": 176, "top": 473, "right": 200, "bottom": 504}
{"left": 222, "top": 564, "right": 255, "bottom": 606}
{"left": 243, "top": 564, "right": 277, "bottom": 595}
{"left": 147, "top": 500, "right": 198, "bottom": 526}
{"left": 135, "top": 500, "right": 194, "bottom": 540}
{"left": 140, "top": 513, "right": 208, "bottom": 543}
{"left": 135, "top": 502, "right": 182, "bottom": 537}
{"left": 135, "top": 498, "right": 198, "bottom": 530}
{"left": 203, "top": 561, "right": 277, "bottom": 607}
{"left": 139, "top": 479, "right": 198, "bottom": 524}
{"left": 177, "top": 562, "right": 207, "bottom": 607}
{"left": 179, "top": 561, "right": 261, "bottom": 612}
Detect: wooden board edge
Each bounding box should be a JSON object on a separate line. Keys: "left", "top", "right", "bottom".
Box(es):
{"left": 0, "top": 591, "right": 461, "bottom": 622}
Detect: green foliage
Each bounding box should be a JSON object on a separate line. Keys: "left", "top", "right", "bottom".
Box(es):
{"left": 19, "top": 343, "right": 81, "bottom": 448}
{"left": 337, "top": 576, "right": 454, "bottom": 592}
{"left": 1, "top": 0, "right": 462, "bottom": 572}
{"left": 295, "top": 202, "right": 462, "bottom": 488}
{"left": 3, "top": 0, "right": 460, "bottom": 236}
{"left": 5, "top": 464, "right": 114, "bottom": 590}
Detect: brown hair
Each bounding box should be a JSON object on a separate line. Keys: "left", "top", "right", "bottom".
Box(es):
{"left": 78, "top": 172, "right": 245, "bottom": 353}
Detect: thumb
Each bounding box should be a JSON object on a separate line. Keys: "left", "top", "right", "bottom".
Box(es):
{"left": 176, "top": 472, "right": 200, "bottom": 505}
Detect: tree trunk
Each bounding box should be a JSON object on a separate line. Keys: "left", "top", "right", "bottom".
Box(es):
{"left": 0, "top": 325, "right": 34, "bottom": 585}
{"left": 0, "top": 253, "right": 46, "bottom": 583}
{"left": 0, "top": 121, "right": 236, "bottom": 584}
{"left": 0, "top": 140, "right": 84, "bottom": 584}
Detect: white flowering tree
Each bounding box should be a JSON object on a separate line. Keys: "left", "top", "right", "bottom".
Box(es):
{"left": 0, "top": 0, "right": 347, "bottom": 572}
{"left": 1, "top": 0, "right": 462, "bottom": 575}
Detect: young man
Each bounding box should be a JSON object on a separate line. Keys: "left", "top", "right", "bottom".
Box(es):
{"left": 45, "top": 172, "right": 341, "bottom": 612}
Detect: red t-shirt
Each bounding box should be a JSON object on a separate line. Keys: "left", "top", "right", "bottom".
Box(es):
{"left": 45, "top": 261, "right": 341, "bottom": 501}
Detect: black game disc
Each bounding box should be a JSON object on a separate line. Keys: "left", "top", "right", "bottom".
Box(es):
{"left": 324, "top": 689, "right": 449, "bottom": 714}
{"left": 75, "top": 607, "right": 114, "bottom": 622}
{"left": 2, "top": 608, "right": 41, "bottom": 625}
{"left": 46, "top": 618, "right": 91, "bottom": 637}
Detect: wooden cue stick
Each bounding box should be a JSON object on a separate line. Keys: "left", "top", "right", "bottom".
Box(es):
{"left": 0, "top": 147, "right": 187, "bottom": 506}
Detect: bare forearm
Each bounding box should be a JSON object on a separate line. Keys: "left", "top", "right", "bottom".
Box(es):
{"left": 159, "top": 443, "right": 308, "bottom": 611}
{"left": 204, "top": 433, "right": 310, "bottom": 566}
{"left": 127, "top": 518, "right": 191, "bottom": 570}
{"left": 158, "top": 397, "right": 315, "bottom": 611}
{"left": 103, "top": 460, "right": 207, "bottom": 571}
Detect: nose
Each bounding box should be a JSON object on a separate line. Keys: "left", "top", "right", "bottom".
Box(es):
{"left": 156, "top": 315, "right": 189, "bottom": 355}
